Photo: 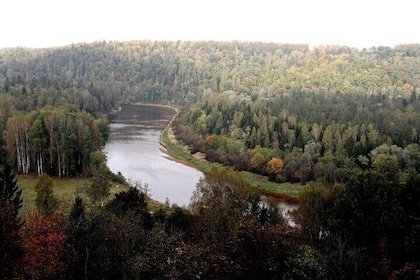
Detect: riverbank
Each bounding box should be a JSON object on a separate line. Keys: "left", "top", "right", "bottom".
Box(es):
{"left": 105, "top": 103, "right": 202, "bottom": 206}
{"left": 159, "top": 112, "right": 303, "bottom": 201}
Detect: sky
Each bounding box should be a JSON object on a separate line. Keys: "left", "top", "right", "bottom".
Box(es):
{"left": 1, "top": 0, "right": 419, "bottom": 49}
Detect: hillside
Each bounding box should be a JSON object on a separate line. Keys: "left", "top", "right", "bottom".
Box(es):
{"left": 1, "top": 42, "right": 420, "bottom": 179}
{"left": 1, "top": 41, "right": 419, "bottom": 279}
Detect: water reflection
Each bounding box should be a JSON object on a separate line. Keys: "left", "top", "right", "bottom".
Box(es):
{"left": 104, "top": 104, "right": 203, "bottom": 207}
{"left": 104, "top": 104, "right": 298, "bottom": 222}
{"left": 260, "top": 195, "right": 297, "bottom": 226}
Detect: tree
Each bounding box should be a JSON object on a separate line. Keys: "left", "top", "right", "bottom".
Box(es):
{"left": 293, "top": 184, "right": 334, "bottom": 247}
{"left": 0, "top": 164, "right": 22, "bottom": 209}
{"left": 93, "top": 187, "right": 153, "bottom": 279}
{"left": 106, "top": 186, "right": 152, "bottom": 229}
{"left": 285, "top": 245, "right": 326, "bottom": 280}
{"left": 250, "top": 151, "right": 265, "bottom": 171}
{"left": 88, "top": 177, "right": 111, "bottom": 207}
{"left": 325, "top": 171, "right": 405, "bottom": 279}
{"left": 134, "top": 224, "right": 183, "bottom": 279}
{"left": 187, "top": 170, "right": 291, "bottom": 279}
{"left": 35, "top": 174, "right": 58, "bottom": 217}
{"left": 16, "top": 213, "right": 70, "bottom": 280}
{"left": 29, "top": 118, "right": 47, "bottom": 175}
{"left": 4, "top": 115, "right": 31, "bottom": 174}
{"left": 266, "top": 157, "right": 284, "bottom": 181}
{"left": 87, "top": 151, "right": 112, "bottom": 206}
{"left": 67, "top": 196, "right": 88, "bottom": 280}
{"left": 0, "top": 165, "right": 23, "bottom": 279}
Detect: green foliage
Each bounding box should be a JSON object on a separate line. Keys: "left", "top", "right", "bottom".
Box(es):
{"left": 186, "top": 170, "right": 294, "bottom": 279}
{"left": 106, "top": 187, "right": 152, "bottom": 229}
{"left": 35, "top": 174, "right": 58, "bottom": 217}
{"left": 293, "top": 168, "right": 420, "bottom": 279}
{"left": 285, "top": 245, "right": 326, "bottom": 280}
{"left": 84, "top": 187, "right": 154, "bottom": 279}
{"left": 134, "top": 225, "right": 183, "bottom": 279}
{"left": 5, "top": 166, "right": 420, "bottom": 279}
{"left": 87, "top": 151, "right": 112, "bottom": 207}
{"left": 3, "top": 105, "right": 105, "bottom": 177}
{"left": 87, "top": 177, "right": 111, "bottom": 207}
{"left": 67, "top": 196, "right": 87, "bottom": 241}
{"left": 292, "top": 183, "right": 337, "bottom": 246}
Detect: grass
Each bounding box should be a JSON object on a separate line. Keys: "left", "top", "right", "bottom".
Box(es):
{"left": 160, "top": 120, "right": 304, "bottom": 200}
{"left": 238, "top": 172, "right": 305, "bottom": 202}
{"left": 161, "top": 126, "right": 222, "bottom": 174}
{"left": 17, "top": 175, "right": 128, "bottom": 214}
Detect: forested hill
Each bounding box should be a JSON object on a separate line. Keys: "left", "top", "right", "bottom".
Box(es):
{"left": 1, "top": 41, "right": 420, "bottom": 113}
{"left": 1, "top": 42, "right": 420, "bottom": 279}
{"left": 1, "top": 41, "right": 420, "bottom": 179}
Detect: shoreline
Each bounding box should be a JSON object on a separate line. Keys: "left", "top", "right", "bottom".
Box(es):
{"left": 158, "top": 107, "right": 301, "bottom": 202}
{"left": 160, "top": 139, "right": 298, "bottom": 204}
{"left": 159, "top": 146, "right": 200, "bottom": 170}
{"left": 110, "top": 102, "right": 300, "bottom": 203}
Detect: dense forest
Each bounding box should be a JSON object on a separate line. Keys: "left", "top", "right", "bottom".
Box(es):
{"left": 0, "top": 41, "right": 419, "bottom": 279}
{"left": 1, "top": 41, "right": 420, "bottom": 179}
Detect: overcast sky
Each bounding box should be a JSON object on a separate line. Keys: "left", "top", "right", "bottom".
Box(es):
{"left": 1, "top": 0, "right": 418, "bottom": 49}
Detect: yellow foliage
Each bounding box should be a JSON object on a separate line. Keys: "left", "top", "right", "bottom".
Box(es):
{"left": 266, "top": 157, "right": 284, "bottom": 175}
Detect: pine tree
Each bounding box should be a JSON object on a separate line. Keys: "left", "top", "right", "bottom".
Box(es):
{"left": 0, "top": 165, "right": 22, "bottom": 209}
{"left": 0, "top": 165, "right": 23, "bottom": 279}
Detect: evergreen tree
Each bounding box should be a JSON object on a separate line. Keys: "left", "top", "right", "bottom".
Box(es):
{"left": 0, "top": 165, "right": 23, "bottom": 279}
{"left": 106, "top": 187, "right": 151, "bottom": 224}
{"left": 67, "top": 196, "right": 88, "bottom": 279}
{"left": 0, "top": 165, "right": 23, "bottom": 209}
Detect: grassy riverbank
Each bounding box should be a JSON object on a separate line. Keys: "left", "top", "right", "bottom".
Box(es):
{"left": 160, "top": 117, "right": 303, "bottom": 200}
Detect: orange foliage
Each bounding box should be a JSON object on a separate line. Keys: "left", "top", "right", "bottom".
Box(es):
{"left": 205, "top": 135, "right": 214, "bottom": 147}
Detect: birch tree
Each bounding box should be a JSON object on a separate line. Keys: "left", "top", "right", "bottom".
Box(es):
{"left": 5, "top": 116, "right": 31, "bottom": 174}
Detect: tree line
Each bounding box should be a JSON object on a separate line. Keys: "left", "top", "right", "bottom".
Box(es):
{"left": 1, "top": 101, "right": 108, "bottom": 177}
{"left": 173, "top": 89, "right": 420, "bottom": 184}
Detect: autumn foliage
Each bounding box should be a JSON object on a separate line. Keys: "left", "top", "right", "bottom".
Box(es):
{"left": 266, "top": 157, "right": 284, "bottom": 181}
{"left": 16, "top": 212, "right": 71, "bottom": 279}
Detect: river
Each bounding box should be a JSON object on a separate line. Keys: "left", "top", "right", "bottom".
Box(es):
{"left": 104, "top": 104, "right": 297, "bottom": 222}
{"left": 104, "top": 104, "right": 203, "bottom": 207}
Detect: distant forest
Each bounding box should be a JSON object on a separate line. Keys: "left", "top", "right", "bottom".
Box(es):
{"left": 0, "top": 41, "right": 419, "bottom": 279}
{"left": 1, "top": 41, "right": 420, "bottom": 181}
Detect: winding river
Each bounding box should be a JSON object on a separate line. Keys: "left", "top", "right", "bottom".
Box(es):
{"left": 104, "top": 104, "right": 297, "bottom": 223}
{"left": 104, "top": 104, "right": 203, "bottom": 207}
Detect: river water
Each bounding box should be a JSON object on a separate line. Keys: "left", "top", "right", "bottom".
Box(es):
{"left": 104, "top": 104, "right": 297, "bottom": 223}
{"left": 104, "top": 104, "right": 203, "bottom": 207}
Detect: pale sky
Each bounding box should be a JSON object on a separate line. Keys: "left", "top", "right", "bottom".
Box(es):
{"left": 1, "top": 0, "right": 418, "bottom": 49}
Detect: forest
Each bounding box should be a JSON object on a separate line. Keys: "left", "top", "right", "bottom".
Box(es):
{"left": 0, "top": 41, "right": 419, "bottom": 279}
